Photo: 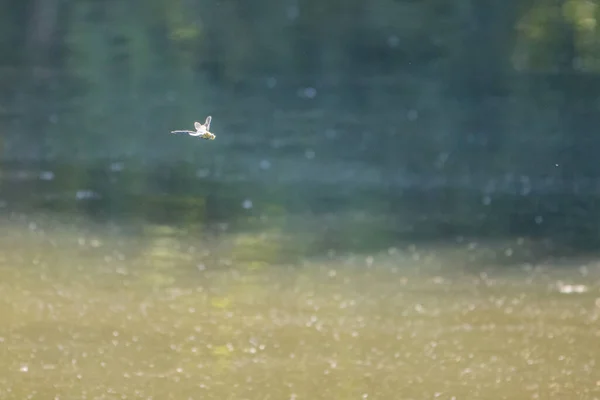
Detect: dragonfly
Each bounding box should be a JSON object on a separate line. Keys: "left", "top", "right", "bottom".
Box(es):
{"left": 171, "top": 116, "right": 216, "bottom": 140}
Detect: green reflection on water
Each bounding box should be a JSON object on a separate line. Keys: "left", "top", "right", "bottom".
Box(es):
{"left": 0, "top": 212, "right": 598, "bottom": 399}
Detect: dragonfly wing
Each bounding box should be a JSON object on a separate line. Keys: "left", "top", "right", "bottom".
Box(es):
{"left": 204, "top": 116, "right": 212, "bottom": 130}
{"left": 194, "top": 121, "right": 202, "bottom": 131}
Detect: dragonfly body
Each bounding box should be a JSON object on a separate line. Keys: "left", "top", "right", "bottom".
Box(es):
{"left": 171, "top": 116, "right": 216, "bottom": 140}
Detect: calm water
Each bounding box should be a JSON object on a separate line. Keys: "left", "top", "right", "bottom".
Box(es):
{"left": 0, "top": 210, "right": 598, "bottom": 400}
{"left": 3, "top": 2, "right": 600, "bottom": 398}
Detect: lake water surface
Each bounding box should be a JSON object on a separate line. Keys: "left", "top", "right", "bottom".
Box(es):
{"left": 0, "top": 208, "right": 598, "bottom": 400}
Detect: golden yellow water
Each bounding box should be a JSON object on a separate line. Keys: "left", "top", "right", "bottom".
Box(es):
{"left": 0, "top": 213, "right": 599, "bottom": 400}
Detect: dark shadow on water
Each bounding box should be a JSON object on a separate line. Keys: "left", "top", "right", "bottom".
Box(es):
{"left": 2, "top": 159, "right": 600, "bottom": 268}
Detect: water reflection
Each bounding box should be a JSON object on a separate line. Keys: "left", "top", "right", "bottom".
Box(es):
{"left": 2, "top": 1, "right": 600, "bottom": 397}
{"left": 0, "top": 211, "right": 598, "bottom": 399}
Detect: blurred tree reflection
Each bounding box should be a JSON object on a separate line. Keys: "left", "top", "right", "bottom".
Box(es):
{"left": 2, "top": 0, "right": 600, "bottom": 252}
